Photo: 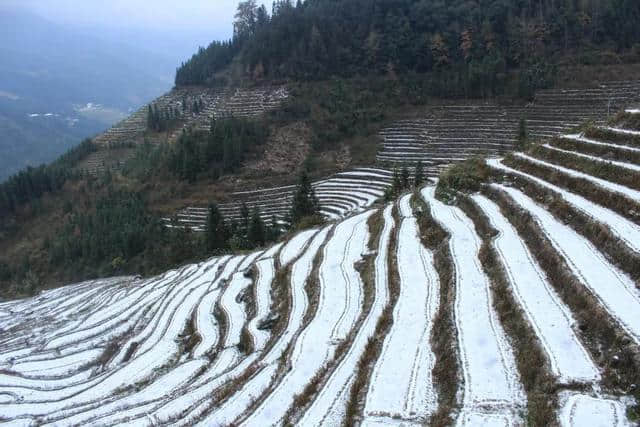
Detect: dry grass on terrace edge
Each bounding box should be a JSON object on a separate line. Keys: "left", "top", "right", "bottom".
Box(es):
{"left": 501, "top": 155, "right": 640, "bottom": 226}
{"left": 484, "top": 186, "right": 640, "bottom": 406}
{"left": 413, "top": 191, "right": 460, "bottom": 427}
{"left": 285, "top": 211, "right": 380, "bottom": 424}
{"left": 497, "top": 171, "right": 640, "bottom": 284}
{"left": 238, "top": 265, "right": 259, "bottom": 355}
{"left": 271, "top": 226, "right": 332, "bottom": 424}
{"left": 457, "top": 195, "right": 558, "bottom": 426}
{"left": 550, "top": 136, "right": 640, "bottom": 164}
{"left": 174, "top": 363, "right": 262, "bottom": 425}
{"left": 230, "top": 244, "right": 294, "bottom": 424}
{"left": 182, "top": 248, "right": 292, "bottom": 424}
{"left": 181, "top": 313, "right": 203, "bottom": 356}
{"left": 344, "top": 206, "right": 400, "bottom": 425}
{"left": 585, "top": 126, "right": 640, "bottom": 149}
{"left": 530, "top": 145, "right": 640, "bottom": 192}
{"left": 209, "top": 257, "right": 238, "bottom": 361}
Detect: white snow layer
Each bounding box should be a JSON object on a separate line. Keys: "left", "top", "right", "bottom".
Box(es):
{"left": 422, "top": 186, "right": 525, "bottom": 423}
{"left": 363, "top": 195, "right": 438, "bottom": 424}
{"left": 496, "top": 184, "right": 640, "bottom": 344}
{"left": 472, "top": 194, "right": 599, "bottom": 384}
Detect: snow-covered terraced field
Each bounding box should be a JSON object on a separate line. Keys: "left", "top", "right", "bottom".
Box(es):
{"left": 362, "top": 196, "right": 438, "bottom": 425}
{"left": 93, "top": 86, "right": 288, "bottom": 147}
{"left": 167, "top": 167, "right": 394, "bottom": 231}
{"left": 424, "top": 187, "right": 526, "bottom": 425}
{"left": 3, "top": 111, "right": 640, "bottom": 425}
{"left": 377, "top": 80, "right": 640, "bottom": 171}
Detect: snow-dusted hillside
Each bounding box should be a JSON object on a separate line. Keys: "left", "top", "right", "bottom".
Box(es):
{"left": 2, "top": 116, "right": 640, "bottom": 426}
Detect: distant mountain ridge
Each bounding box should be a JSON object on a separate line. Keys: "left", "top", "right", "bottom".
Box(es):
{"left": 0, "top": 9, "right": 176, "bottom": 181}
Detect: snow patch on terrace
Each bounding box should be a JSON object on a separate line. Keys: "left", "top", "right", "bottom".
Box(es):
{"left": 363, "top": 196, "right": 438, "bottom": 424}
{"left": 422, "top": 186, "right": 525, "bottom": 423}
{"left": 497, "top": 184, "right": 640, "bottom": 344}
{"left": 472, "top": 194, "right": 599, "bottom": 384}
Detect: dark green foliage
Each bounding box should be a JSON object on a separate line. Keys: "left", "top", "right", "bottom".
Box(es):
{"left": 414, "top": 161, "right": 424, "bottom": 188}
{"left": 386, "top": 166, "right": 411, "bottom": 200}
{"left": 165, "top": 118, "right": 269, "bottom": 182}
{"left": 206, "top": 203, "right": 228, "bottom": 253}
{"left": 147, "top": 104, "right": 182, "bottom": 133}
{"left": 517, "top": 118, "right": 528, "bottom": 150}
{"left": 0, "top": 139, "right": 95, "bottom": 216}
{"left": 240, "top": 202, "right": 250, "bottom": 232}
{"left": 248, "top": 208, "right": 266, "bottom": 247}
{"left": 48, "top": 190, "right": 164, "bottom": 266}
{"left": 0, "top": 261, "right": 12, "bottom": 282}
{"left": 400, "top": 166, "right": 410, "bottom": 189}
{"left": 176, "top": 0, "right": 640, "bottom": 94}
{"left": 290, "top": 170, "right": 319, "bottom": 224}
{"left": 175, "top": 41, "right": 238, "bottom": 87}
{"left": 392, "top": 168, "right": 401, "bottom": 190}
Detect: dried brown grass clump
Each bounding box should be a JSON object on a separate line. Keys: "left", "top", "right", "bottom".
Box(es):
{"left": 180, "top": 313, "right": 202, "bottom": 355}
{"left": 122, "top": 342, "right": 139, "bottom": 363}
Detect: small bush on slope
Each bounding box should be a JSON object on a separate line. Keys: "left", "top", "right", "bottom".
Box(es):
{"left": 609, "top": 111, "right": 640, "bottom": 131}
{"left": 435, "top": 156, "right": 490, "bottom": 203}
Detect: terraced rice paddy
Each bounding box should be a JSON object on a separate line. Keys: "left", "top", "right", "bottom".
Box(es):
{"left": 2, "top": 106, "right": 640, "bottom": 426}
{"left": 377, "top": 80, "right": 640, "bottom": 170}
{"left": 167, "top": 168, "right": 395, "bottom": 231}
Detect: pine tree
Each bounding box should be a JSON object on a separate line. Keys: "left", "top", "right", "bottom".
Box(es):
{"left": 206, "top": 203, "right": 227, "bottom": 253}
{"left": 414, "top": 161, "right": 424, "bottom": 188}
{"left": 392, "top": 168, "right": 402, "bottom": 195}
{"left": 517, "top": 117, "right": 528, "bottom": 150}
{"left": 401, "top": 166, "right": 410, "bottom": 189}
{"left": 147, "top": 105, "right": 154, "bottom": 130}
{"left": 248, "top": 208, "right": 265, "bottom": 246}
{"left": 240, "top": 202, "right": 250, "bottom": 232}
{"left": 291, "top": 170, "right": 319, "bottom": 223}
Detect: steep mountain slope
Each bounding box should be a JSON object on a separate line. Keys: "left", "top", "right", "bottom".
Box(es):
{"left": 1, "top": 112, "right": 639, "bottom": 425}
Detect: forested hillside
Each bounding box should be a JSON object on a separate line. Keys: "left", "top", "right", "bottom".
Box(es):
{"left": 176, "top": 0, "right": 640, "bottom": 96}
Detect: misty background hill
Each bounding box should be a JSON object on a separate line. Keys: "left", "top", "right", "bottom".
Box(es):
{"left": 0, "top": 9, "right": 207, "bottom": 181}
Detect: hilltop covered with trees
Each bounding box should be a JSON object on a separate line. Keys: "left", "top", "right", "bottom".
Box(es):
{"left": 176, "top": 0, "right": 640, "bottom": 97}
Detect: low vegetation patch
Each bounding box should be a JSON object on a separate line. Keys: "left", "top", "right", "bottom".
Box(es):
{"left": 549, "top": 136, "right": 640, "bottom": 164}
{"left": 435, "top": 157, "right": 490, "bottom": 203}
{"left": 584, "top": 125, "right": 640, "bottom": 148}
{"left": 609, "top": 111, "right": 640, "bottom": 132}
